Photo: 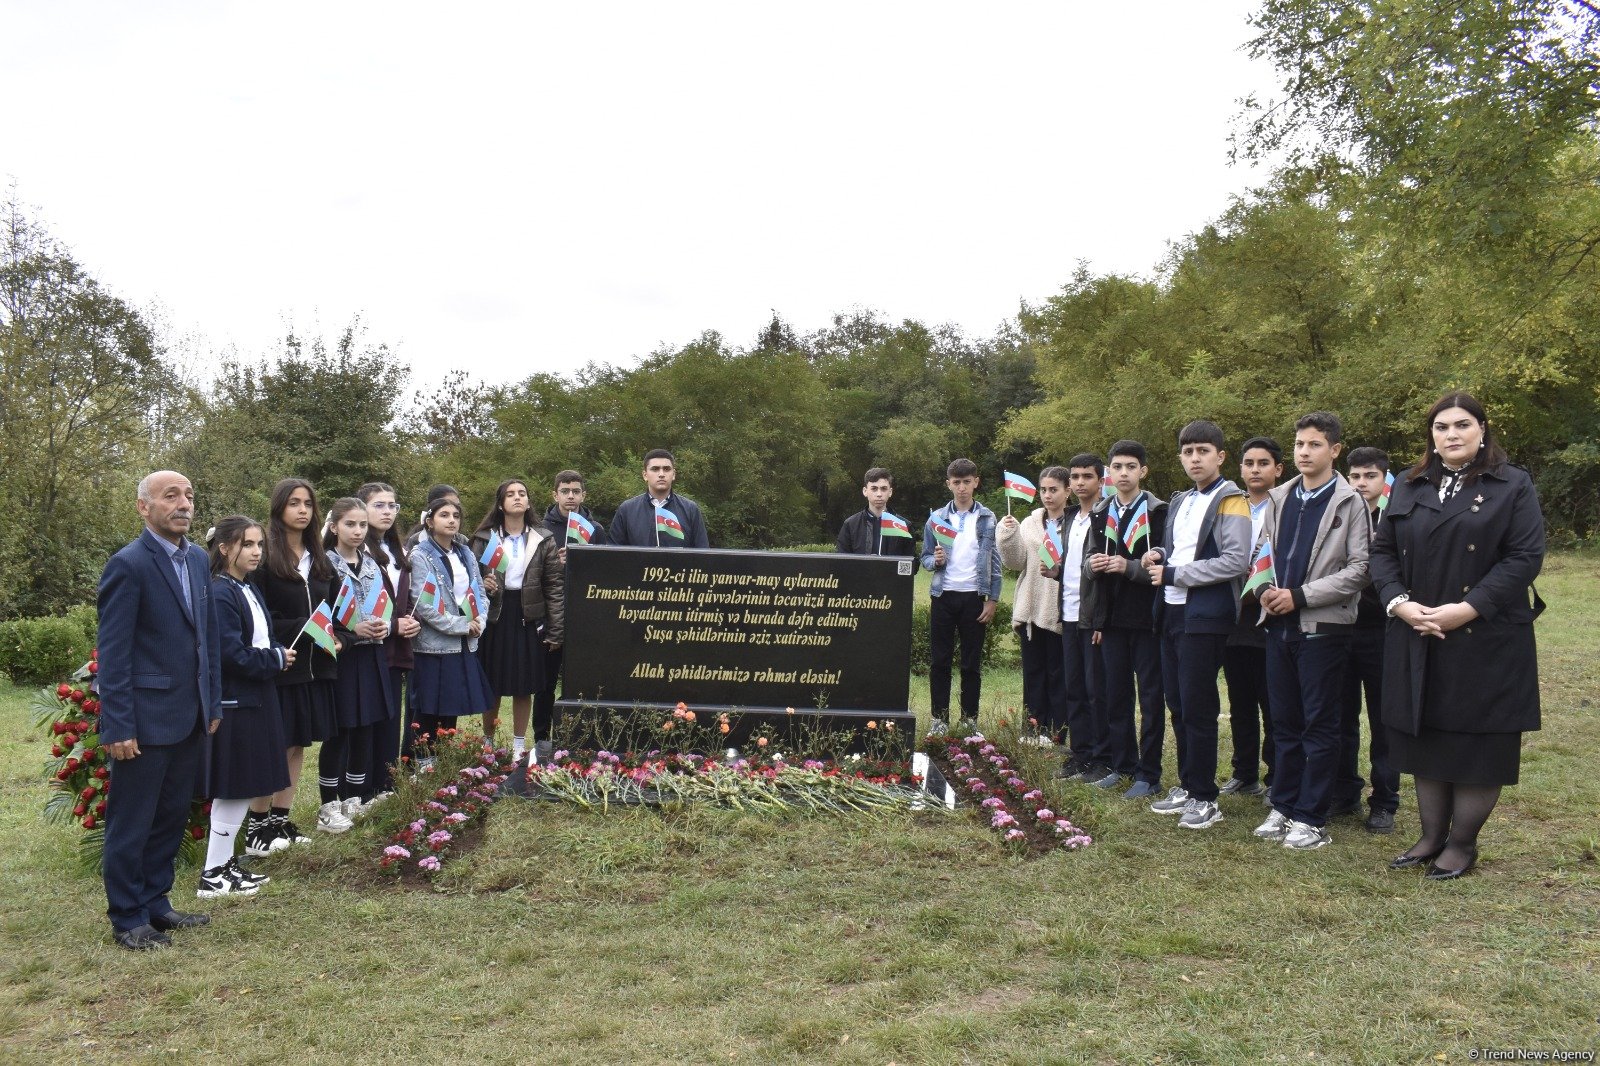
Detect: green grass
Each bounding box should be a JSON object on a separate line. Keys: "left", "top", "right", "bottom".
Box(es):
{"left": 1, "top": 554, "right": 1597, "bottom": 1063}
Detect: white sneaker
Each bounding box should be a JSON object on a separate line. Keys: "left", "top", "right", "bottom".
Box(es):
{"left": 197, "top": 859, "right": 261, "bottom": 899}
{"left": 316, "top": 800, "right": 353, "bottom": 834}
{"left": 1283, "top": 820, "right": 1331, "bottom": 850}
{"left": 1178, "top": 799, "right": 1224, "bottom": 829}
{"left": 341, "top": 796, "right": 365, "bottom": 819}
{"left": 1254, "top": 809, "right": 1290, "bottom": 840}
{"left": 1149, "top": 786, "right": 1190, "bottom": 814}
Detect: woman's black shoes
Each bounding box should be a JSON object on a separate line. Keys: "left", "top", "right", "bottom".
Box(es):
{"left": 1389, "top": 843, "right": 1446, "bottom": 870}
{"left": 1425, "top": 847, "right": 1478, "bottom": 881}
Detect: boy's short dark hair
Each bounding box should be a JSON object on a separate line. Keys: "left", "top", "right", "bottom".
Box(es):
{"left": 1239, "top": 436, "right": 1283, "bottom": 463}
{"left": 1346, "top": 446, "right": 1390, "bottom": 474}
{"left": 1038, "top": 465, "right": 1069, "bottom": 486}
{"left": 946, "top": 458, "right": 978, "bottom": 479}
{"left": 1108, "top": 440, "right": 1147, "bottom": 465}
{"left": 554, "top": 469, "right": 584, "bottom": 488}
{"left": 863, "top": 467, "right": 893, "bottom": 486}
{"left": 1178, "top": 420, "right": 1226, "bottom": 449}
{"left": 642, "top": 448, "right": 675, "bottom": 466}
{"left": 1295, "top": 411, "right": 1344, "bottom": 445}
{"left": 1068, "top": 453, "right": 1105, "bottom": 477}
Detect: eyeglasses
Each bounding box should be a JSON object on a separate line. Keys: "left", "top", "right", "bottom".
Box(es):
{"left": 369, "top": 501, "right": 400, "bottom": 511}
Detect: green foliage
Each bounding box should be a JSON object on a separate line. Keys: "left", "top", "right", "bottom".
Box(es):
{"left": 908, "top": 598, "right": 1015, "bottom": 676}
{"left": 0, "top": 615, "right": 91, "bottom": 685}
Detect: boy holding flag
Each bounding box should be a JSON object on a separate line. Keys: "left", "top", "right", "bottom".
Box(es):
{"left": 921, "top": 458, "right": 1001, "bottom": 735}
{"left": 998, "top": 466, "right": 1069, "bottom": 746}
{"left": 1049, "top": 454, "right": 1109, "bottom": 779}
{"left": 836, "top": 468, "right": 919, "bottom": 567}
{"left": 1084, "top": 440, "right": 1169, "bottom": 797}
{"left": 610, "top": 450, "right": 710, "bottom": 549}
{"left": 1222, "top": 436, "right": 1285, "bottom": 800}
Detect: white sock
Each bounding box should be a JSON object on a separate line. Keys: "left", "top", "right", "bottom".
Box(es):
{"left": 205, "top": 798, "right": 251, "bottom": 870}
{"left": 512, "top": 735, "right": 525, "bottom": 759}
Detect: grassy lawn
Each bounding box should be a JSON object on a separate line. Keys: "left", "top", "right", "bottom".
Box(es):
{"left": 1, "top": 554, "right": 1596, "bottom": 1063}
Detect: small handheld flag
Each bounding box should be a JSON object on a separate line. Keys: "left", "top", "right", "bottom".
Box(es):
{"left": 1377, "top": 470, "right": 1395, "bottom": 512}
{"left": 1003, "top": 471, "right": 1037, "bottom": 503}
{"left": 1243, "top": 538, "right": 1276, "bottom": 597}
{"left": 1122, "top": 498, "right": 1150, "bottom": 553}
{"left": 414, "top": 577, "right": 440, "bottom": 616}
{"left": 880, "top": 512, "right": 912, "bottom": 539}
{"left": 332, "top": 577, "right": 360, "bottom": 626}
{"left": 1038, "top": 522, "right": 1063, "bottom": 568}
{"left": 566, "top": 512, "right": 596, "bottom": 544}
{"left": 361, "top": 580, "right": 393, "bottom": 625}
{"left": 928, "top": 514, "right": 958, "bottom": 549}
{"left": 479, "top": 530, "right": 509, "bottom": 574}
{"left": 460, "top": 587, "right": 484, "bottom": 623}
{"left": 1101, "top": 484, "right": 1116, "bottom": 499}
{"left": 300, "top": 601, "right": 339, "bottom": 657}
{"left": 1103, "top": 502, "right": 1121, "bottom": 547}
{"left": 655, "top": 507, "right": 685, "bottom": 541}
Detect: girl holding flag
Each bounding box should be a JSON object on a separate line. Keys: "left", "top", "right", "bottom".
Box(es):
{"left": 256, "top": 478, "right": 344, "bottom": 843}
{"left": 997, "top": 467, "right": 1069, "bottom": 746}
{"left": 471, "top": 480, "right": 565, "bottom": 761}
{"left": 356, "top": 482, "right": 419, "bottom": 802}
{"left": 320, "top": 498, "right": 394, "bottom": 825}
{"left": 410, "top": 497, "right": 496, "bottom": 751}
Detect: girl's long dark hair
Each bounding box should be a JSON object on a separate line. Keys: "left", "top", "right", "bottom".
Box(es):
{"left": 474, "top": 479, "right": 530, "bottom": 536}
{"left": 266, "top": 478, "right": 334, "bottom": 583}
{"left": 356, "top": 481, "right": 406, "bottom": 569}
{"left": 207, "top": 515, "right": 264, "bottom": 577}
{"left": 1404, "top": 391, "right": 1509, "bottom": 486}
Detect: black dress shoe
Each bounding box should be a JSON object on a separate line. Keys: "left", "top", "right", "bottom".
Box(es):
{"left": 1425, "top": 848, "right": 1478, "bottom": 881}
{"left": 1389, "top": 843, "right": 1447, "bottom": 870}
{"left": 113, "top": 924, "right": 172, "bottom": 950}
{"left": 150, "top": 910, "right": 211, "bottom": 931}
{"left": 1364, "top": 809, "right": 1396, "bottom": 834}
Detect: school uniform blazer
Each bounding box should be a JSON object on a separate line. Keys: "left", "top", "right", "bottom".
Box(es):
{"left": 1368, "top": 463, "right": 1545, "bottom": 736}
{"left": 213, "top": 576, "right": 286, "bottom": 710}
{"left": 1252, "top": 473, "right": 1370, "bottom": 633}
{"left": 256, "top": 563, "right": 339, "bottom": 684}
{"left": 1084, "top": 491, "right": 1168, "bottom": 633}
{"left": 96, "top": 528, "right": 223, "bottom": 746}
{"left": 610, "top": 492, "right": 710, "bottom": 549}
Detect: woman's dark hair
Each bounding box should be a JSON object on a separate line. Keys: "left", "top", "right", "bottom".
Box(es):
{"left": 1404, "top": 391, "right": 1508, "bottom": 485}
{"left": 1038, "top": 465, "right": 1070, "bottom": 487}
{"left": 356, "top": 481, "right": 406, "bottom": 570}
{"left": 474, "top": 479, "right": 530, "bottom": 536}
{"left": 321, "top": 497, "right": 369, "bottom": 551}
{"left": 407, "top": 484, "right": 461, "bottom": 541}
{"left": 207, "top": 515, "right": 264, "bottom": 577}
{"left": 422, "top": 497, "right": 464, "bottom": 546}
{"left": 266, "top": 478, "right": 334, "bottom": 583}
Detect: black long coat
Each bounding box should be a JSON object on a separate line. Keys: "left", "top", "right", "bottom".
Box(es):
{"left": 1368, "top": 463, "right": 1545, "bottom": 736}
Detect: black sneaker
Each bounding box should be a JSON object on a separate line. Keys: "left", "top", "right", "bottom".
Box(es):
{"left": 231, "top": 857, "right": 271, "bottom": 887}
{"left": 197, "top": 859, "right": 261, "bottom": 899}
{"left": 276, "top": 816, "right": 312, "bottom": 846}
{"left": 244, "top": 819, "right": 286, "bottom": 858}
{"left": 1364, "top": 808, "right": 1396, "bottom": 834}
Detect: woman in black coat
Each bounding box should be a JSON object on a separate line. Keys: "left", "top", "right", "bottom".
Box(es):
{"left": 1369, "top": 391, "right": 1545, "bottom": 880}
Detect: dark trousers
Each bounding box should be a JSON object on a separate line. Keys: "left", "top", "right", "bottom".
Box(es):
{"left": 1060, "top": 625, "right": 1104, "bottom": 768}
{"left": 103, "top": 721, "right": 203, "bottom": 931}
{"left": 929, "top": 591, "right": 986, "bottom": 720}
{"left": 1223, "top": 643, "right": 1273, "bottom": 786}
{"left": 1266, "top": 630, "right": 1351, "bottom": 827}
{"left": 1100, "top": 626, "right": 1164, "bottom": 782}
{"left": 1161, "top": 602, "right": 1229, "bottom": 803}
{"left": 1018, "top": 624, "right": 1067, "bottom": 735}
{"left": 369, "top": 668, "right": 406, "bottom": 794}
{"left": 533, "top": 644, "right": 562, "bottom": 741}
{"left": 1337, "top": 627, "right": 1399, "bottom": 814}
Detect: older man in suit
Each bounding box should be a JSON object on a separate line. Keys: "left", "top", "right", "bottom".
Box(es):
{"left": 97, "top": 470, "right": 223, "bottom": 949}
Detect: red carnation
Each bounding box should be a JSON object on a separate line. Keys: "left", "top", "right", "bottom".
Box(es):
{"left": 88, "top": 661, "right": 99, "bottom": 674}
{"left": 80, "top": 786, "right": 96, "bottom": 801}
{"left": 82, "top": 816, "right": 96, "bottom": 829}
{"left": 73, "top": 803, "right": 86, "bottom": 816}
{"left": 57, "top": 683, "right": 72, "bottom": 699}
{"left": 94, "top": 767, "right": 109, "bottom": 779}
{"left": 64, "top": 758, "right": 79, "bottom": 773}
{"left": 56, "top": 769, "right": 69, "bottom": 781}
{"left": 94, "top": 801, "right": 106, "bottom": 815}
{"left": 51, "top": 745, "right": 62, "bottom": 757}
{"left": 84, "top": 698, "right": 100, "bottom": 714}
{"left": 190, "top": 825, "right": 205, "bottom": 839}
{"left": 70, "top": 690, "right": 85, "bottom": 705}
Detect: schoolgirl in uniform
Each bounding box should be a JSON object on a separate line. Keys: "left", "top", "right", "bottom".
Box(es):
{"left": 254, "top": 477, "right": 344, "bottom": 847}
{"left": 470, "top": 479, "right": 564, "bottom": 761}
{"left": 356, "top": 481, "right": 419, "bottom": 800}
{"left": 320, "top": 497, "right": 394, "bottom": 825}
{"left": 200, "top": 517, "right": 293, "bottom": 897}
{"left": 409, "top": 497, "right": 496, "bottom": 749}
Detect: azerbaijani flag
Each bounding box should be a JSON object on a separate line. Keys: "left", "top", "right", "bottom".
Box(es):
{"left": 1101, "top": 484, "right": 1116, "bottom": 499}
{"left": 415, "top": 577, "right": 440, "bottom": 615}
{"left": 880, "top": 512, "right": 912, "bottom": 539}
{"left": 1243, "top": 538, "right": 1276, "bottom": 597}
{"left": 300, "top": 601, "right": 339, "bottom": 657}
{"left": 479, "top": 530, "right": 509, "bottom": 574}
{"left": 361, "top": 579, "right": 393, "bottom": 625}
{"left": 1121, "top": 498, "right": 1150, "bottom": 553}
{"left": 655, "top": 507, "right": 685, "bottom": 541}
{"left": 460, "top": 587, "right": 483, "bottom": 623}
{"left": 567, "top": 512, "right": 595, "bottom": 544}
{"left": 1377, "top": 470, "right": 1395, "bottom": 512}
{"left": 1038, "top": 522, "right": 1063, "bottom": 568}
{"left": 927, "top": 514, "right": 958, "bottom": 549}
{"left": 1103, "top": 501, "right": 1121, "bottom": 547}
{"left": 331, "top": 577, "right": 360, "bottom": 626}
{"left": 1003, "top": 471, "right": 1037, "bottom": 503}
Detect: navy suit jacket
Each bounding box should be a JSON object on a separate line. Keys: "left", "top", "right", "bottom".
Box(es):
{"left": 610, "top": 492, "right": 710, "bottom": 549}
{"left": 96, "top": 528, "right": 223, "bottom": 746}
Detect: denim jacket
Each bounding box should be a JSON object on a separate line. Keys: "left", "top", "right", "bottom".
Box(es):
{"left": 921, "top": 501, "right": 1002, "bottom": 600}
{"left": 409, "top": 537, "right": 487, "bottom": 655}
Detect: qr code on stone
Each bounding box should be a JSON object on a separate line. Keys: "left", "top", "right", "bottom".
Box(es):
{"left": 897, "top": 559, "right": 914, "bottom": 576}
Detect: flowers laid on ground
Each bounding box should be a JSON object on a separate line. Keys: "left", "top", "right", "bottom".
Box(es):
{"left": 378, "top": 727, "right": 516, "bottom": 878}
{"left": 32, "top": 654, "right": 208, "bottom": 869}
{"left": 924, "top": 732, "right": 1092, "bottom": 855}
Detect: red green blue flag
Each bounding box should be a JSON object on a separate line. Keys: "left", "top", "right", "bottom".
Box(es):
{"left": 1377, "top": 471, "right": 1395, "bottom": 512}
{"left": 1103, "top": 502, "right": 1121, "bottom": 547}
{"left": 567, "top": 512, "right": 595, "bottom": 544}
{"left": 1003, "top": 471, "right": 1037, "bottom": 503}
{"left": 332, "top": 577, "right": 360, "bottom": 626}
{"left": 361, "top": 580, "right": 393, "bottom": 624}
{"left": 928, "top": 514, "right": 958, "bottom": 549}
{"left": 300, "top": 601, "right": 339, "bottom": 657}
{"left": 1243, "top": 538, "right": 1276, "bottom": 597}
{"left": 880, "top": 512, "right": 912, "bottom": 539}
{"left": 1038, "top": 522, "right": 1063, "bottom": 568}
{"left": 655, "top": 507, "right": 685, "bottom": 541}
{"left": 479, "top": 530, "right": 509, "bottom": 574}
{"left": 1122, "top": 498, "right": 1150, "bottom": 553}
{"left": 1101, "top": 484, "right": 1115, "bottom": 499}
{"left": 460, "top": 587, "right": 484, "bottom": 623}
{"left": 415, "top": 578, "right": 440, "bottom": 615}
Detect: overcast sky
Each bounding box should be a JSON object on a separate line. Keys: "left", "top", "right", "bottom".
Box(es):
{"left": 2, "top": 1, "right": 1276, "bottom": 387}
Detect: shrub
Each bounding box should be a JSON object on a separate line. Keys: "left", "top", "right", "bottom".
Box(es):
{"left": 909, "top": 599, "right": 1017, "bottom": 675}
{"left": 65, "top": 604, "right": 98, "bottom": 646}
{"left": 0, "top": 615, "right": 94, "bottom": 686}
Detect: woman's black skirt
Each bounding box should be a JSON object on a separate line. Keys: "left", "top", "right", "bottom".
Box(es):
{"left": 277, "top": 678, "right": 337, "bottom": 747}
{"left": 412, "top": 650, "right": 497, "bottom": 721}
{"left": 477, "top": 587, "right": 546, "bottom": 697}
{"left": 202, "top": 685, "right": 292, "bottom": 799}
{"left": 1387, "top": 725, "right": 1522, "bottom": 786}
{"left": 332, "top": 642, "right": 396, "bottom": 729}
